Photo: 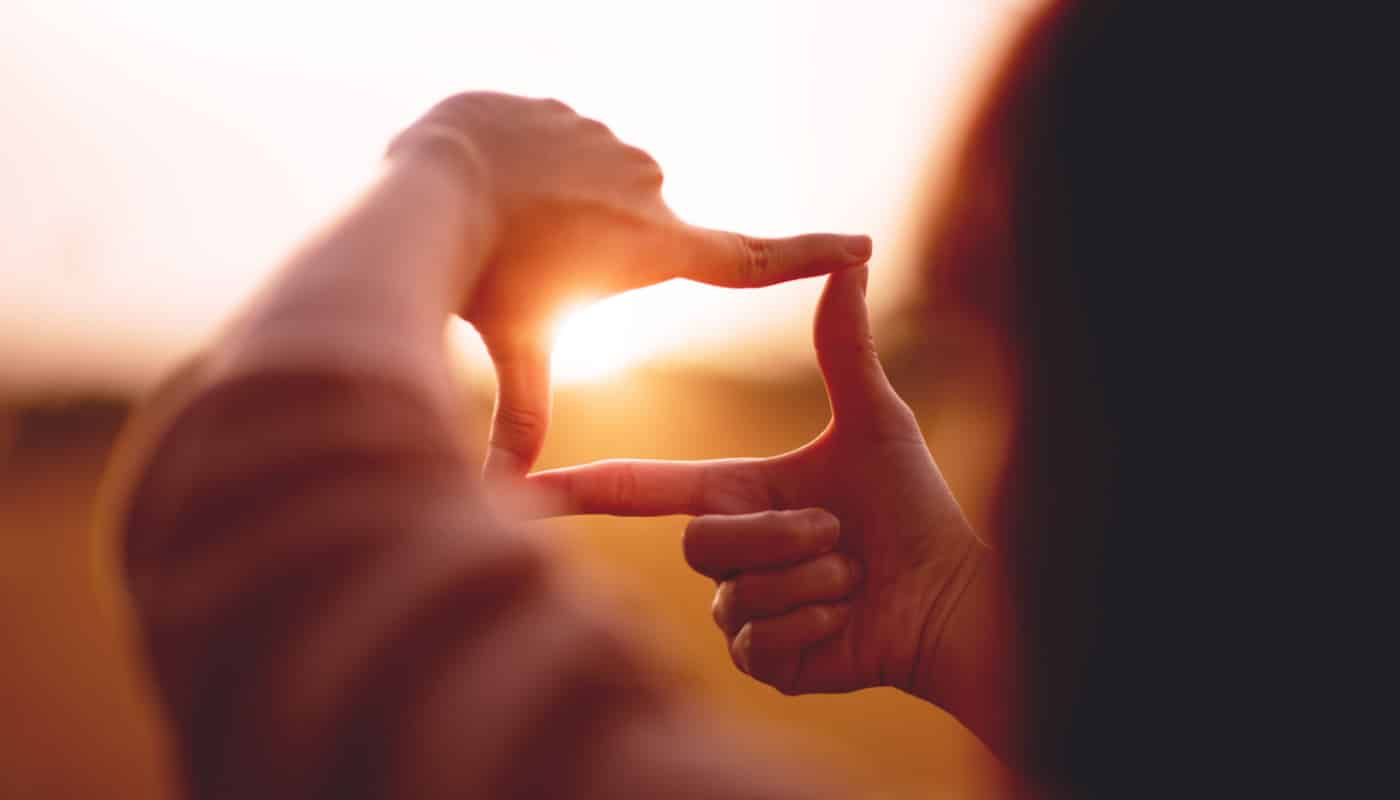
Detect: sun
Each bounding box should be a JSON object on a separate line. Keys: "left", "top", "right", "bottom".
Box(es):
{"left": 550, "top": 298, "right": 639, "bottom": 383}
{"left": 446, "top": 292, "right": 665, "bottom": 388}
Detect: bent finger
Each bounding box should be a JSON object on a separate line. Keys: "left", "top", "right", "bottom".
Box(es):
{"left": 684, "top": 508, "right": 841, "bottom": 581}
{"left": 712, "top": 552, "right": 861, "bottom": 634}
{"left": 731, "top": 603, "right": 850, "bottom": 691}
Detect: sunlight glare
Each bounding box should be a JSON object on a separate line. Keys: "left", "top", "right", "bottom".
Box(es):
{"left": 550, "top": 298, "right": 641, "bottom": 384}
{"left": 0, "top": 0, "right": 1030, "bottom": 392}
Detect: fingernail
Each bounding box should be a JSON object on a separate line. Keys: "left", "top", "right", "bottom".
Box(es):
{"left": 843, "top": 235, "right": 872, "bottom": 262}
{"left": 733, "top": 631, "right": 752, "bottom": 674}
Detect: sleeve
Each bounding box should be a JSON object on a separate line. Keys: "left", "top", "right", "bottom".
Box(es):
{"left": 112, "top": 363, "right": 828, "bottom": 800}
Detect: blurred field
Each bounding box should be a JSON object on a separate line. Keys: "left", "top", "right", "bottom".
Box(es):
{"left": 0, "top": 341, "right": 1014, "bottom": 798}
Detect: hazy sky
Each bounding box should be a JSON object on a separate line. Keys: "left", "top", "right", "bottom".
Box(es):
{"left": 1, "top": 0, "right": 1031, "bottom": 395}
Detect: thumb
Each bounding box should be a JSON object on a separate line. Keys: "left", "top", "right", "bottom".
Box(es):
{"left": 483, "top": 337, "right": 553, "bottom": 478}
{"left": 813, "top": 266, "right": 908, "bottom": 428}
{"left": 677, "top": 226, "right": 872, "bottom": 288}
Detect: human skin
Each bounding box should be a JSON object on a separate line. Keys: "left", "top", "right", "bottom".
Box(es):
{"left": 110, "top": 92, "right": 871, "bottom": 798}
{"left": 529, "top": 266, "right": 1017, "bottom": 763}
{"left": 384, "top": 93, "right": 873, "bottom": 477}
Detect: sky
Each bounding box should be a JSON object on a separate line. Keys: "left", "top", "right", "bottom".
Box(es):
{"left": 1, "top": 0, "right": 1033, "bottom": 395}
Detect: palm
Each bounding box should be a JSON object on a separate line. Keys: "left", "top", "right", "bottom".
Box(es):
{"left": 531, "top": 266, "right": 979, "bottom": 696}
{"left": 761, "top": 422, "right": 970, "bottom": 693}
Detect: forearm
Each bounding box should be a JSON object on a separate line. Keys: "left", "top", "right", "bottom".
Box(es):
{"left": 115, "top": 155, "right": 511, "bottom": 789}
{"left": 112, "top": 145, "right": 828, "bottom": 798}
{"left": 210, "top": 147, "right": 490, "bottom": 409}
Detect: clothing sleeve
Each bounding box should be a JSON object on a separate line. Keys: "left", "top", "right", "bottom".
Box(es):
{"left": 112, "top": 361, "right": 827, "bottom": 800}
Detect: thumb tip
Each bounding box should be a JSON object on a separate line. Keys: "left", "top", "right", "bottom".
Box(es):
{"left": 841, "top": 235, "right": 873, "bottom": 263}
{"left": 829, "top": 262, "right": 869, "bottom": 297}
{"left": 844, "top": 262, "right": 870, "bottom": 294}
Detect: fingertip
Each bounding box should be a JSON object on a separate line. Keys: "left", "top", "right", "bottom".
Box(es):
{"left": 731, "top": 623, "right": 754, "bottom": 674}
{"left": 810, "top": 602, "right": 852, "bottom": 637}
{"left": 800, "top": 507, "right": 842, "bottom": 550}
{"left": 842, "top": 235, "right": 873, "bottom": 263}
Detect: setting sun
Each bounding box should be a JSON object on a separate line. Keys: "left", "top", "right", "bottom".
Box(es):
{"left": 550, "top": 299, "right": 638, "bottom": 383}
{"left": 0, "top": 0, "right": 1029, "bottom": 394}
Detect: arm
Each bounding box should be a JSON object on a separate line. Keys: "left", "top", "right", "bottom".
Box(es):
{"left": 109, "top": 93, "right": 866, "bottom": 798}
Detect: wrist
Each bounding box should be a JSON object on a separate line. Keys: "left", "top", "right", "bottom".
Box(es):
{"left": 909, "top": 542, "right": 1018, "bottom": 761}
{"left": 384, "top": 124, "right": 501, "bottom": 298}
{"left": 904, "top": 536, "right": 984, "bottom": 700}
{"left": 386, "top": 118, "right": 490, "bottom": 190}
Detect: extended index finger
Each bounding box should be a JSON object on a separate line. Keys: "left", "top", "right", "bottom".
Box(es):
{"left": 524, "top": 458, "right": 779, "bottom": 518}
{"left": 677, "top": 227, "right": 872, "bottom": 288}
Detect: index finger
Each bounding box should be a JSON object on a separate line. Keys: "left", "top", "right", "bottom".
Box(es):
{"left": 677, "top": 227, "right": 872, "bottom": 288}
{"left": 524, "top": 458, "right": 779, "bottom": 518}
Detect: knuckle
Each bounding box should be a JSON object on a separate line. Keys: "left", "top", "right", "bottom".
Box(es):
{"left": 424, "top": 91, "right": 503, "bottom": 127}
{"left": 810, "top": 604, "right": 845, "bottom": 638}
{"left": 491, "top": 403, "right": 546, "bottom": 443}
{"left": 741, "top": 620, "right": 771, "bottom": 654}
{"left": 734, "top": 234, "right": 772, "bottom": 285}
{"left": 846, "top": 337, "right": 880, "bottom": 370}
{"left": 703, "top": 460, "right": 776, "bottom": 513}
{"left": 681, "top": 518, "right": 711, "bottom": 573}
{"left": 819, "top": 333, "right": 879, "bottom": 368}
{"left": 623, "top": 146, "right": 664, "bottom": 182}
{"left": 582, "top": 116, "right": 613, "bottom": 136}
{"left": 428, "top": 91, "right": 476, "bottom": 117}
{"left": 638, "top": 163, "right": 665, "bottom": 187}
{"left": 737, "top": 632, "right": 790, "bottom": 691}
{"left": 608, "top": 463, "right": 638, "bottom": 510}
{"left": 683, "top": 516, "right": 732, "bottom": 578}
{"left": 643, "top": 162, "right": 665, "bottom": 186}
{"left": 825, "top": 556, "right": 852, "bottom": 591}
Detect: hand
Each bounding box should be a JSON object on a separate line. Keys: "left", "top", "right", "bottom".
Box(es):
{"left": 388, "top": 92, "right": 873, "bottom": 477}
{"left": 527, "top": 266, "right": 986, "bottom": 698}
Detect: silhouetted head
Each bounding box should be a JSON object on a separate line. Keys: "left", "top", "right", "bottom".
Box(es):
{"left": 914, "top": 2, "right": 1301, "bottom": 794}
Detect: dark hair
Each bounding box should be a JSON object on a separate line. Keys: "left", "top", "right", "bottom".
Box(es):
{"left": 915, "top": 3, "right": 1296, "bottom": 794}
